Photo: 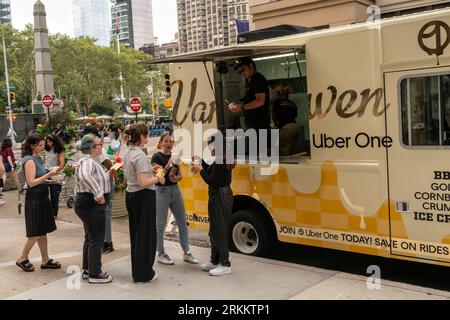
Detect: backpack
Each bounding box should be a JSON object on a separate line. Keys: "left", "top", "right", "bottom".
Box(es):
{"left": 17, "top": 162, "right": 27, "bottom": 193}
{"left": 17, "top": 156, "right": 34, "bottom": 193}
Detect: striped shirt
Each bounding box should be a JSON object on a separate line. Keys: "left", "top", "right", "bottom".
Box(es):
{"left": 75, "top": 155, "right": 111, "bottom": 200}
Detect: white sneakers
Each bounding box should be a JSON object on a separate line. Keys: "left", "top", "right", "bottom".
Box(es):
{"left": 201, "top": 262, "right": 232, "bottom": 276}
{"left": 201, "top": 261, "right": 218, "bottom": 271}
{"left": 183, "top": 252, "right": 199, "bottom": 264}
{"left": 208, "top": 264, "right": 232, "bottom": 276}
{"left": 158, "top": 252, "right": 199, "bottom": 265}
{"left": 157, "top": 253, "right": 175, "bottom": 265}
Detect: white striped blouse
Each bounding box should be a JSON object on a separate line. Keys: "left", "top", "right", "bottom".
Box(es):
{"left": 75, "top": 155, "right": 111, "bottom": 200}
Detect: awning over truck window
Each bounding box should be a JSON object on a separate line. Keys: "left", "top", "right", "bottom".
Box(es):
{"left": 146, "top": 44, "right": 305, "bottom": 64}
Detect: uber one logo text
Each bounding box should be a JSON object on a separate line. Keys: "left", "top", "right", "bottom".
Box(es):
{"left": 366, "top": 265, "right": 381, "bottom": 290}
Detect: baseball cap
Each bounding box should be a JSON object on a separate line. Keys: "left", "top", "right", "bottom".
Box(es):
{"left": 234, "top": 56, "right": 255, "bottom": 70}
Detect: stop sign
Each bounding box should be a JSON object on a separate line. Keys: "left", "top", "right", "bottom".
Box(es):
{"left": 130, "top": 97, "right": 142, "bottom": 113}
{"left": 42, "top": 94, "right": 53, "bottom": 108}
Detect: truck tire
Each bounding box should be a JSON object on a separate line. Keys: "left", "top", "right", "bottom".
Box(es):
{"left": 229, "top": 210, "right": 274, "bottom": 256}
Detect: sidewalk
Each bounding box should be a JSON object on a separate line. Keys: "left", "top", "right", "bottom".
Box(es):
{"left": 8, "top": 240, "right": 450, "bottom": 300}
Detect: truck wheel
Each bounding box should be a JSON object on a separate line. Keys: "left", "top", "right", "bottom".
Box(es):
{"left": 229, "top": 210, "right": 273, "bottom": 256}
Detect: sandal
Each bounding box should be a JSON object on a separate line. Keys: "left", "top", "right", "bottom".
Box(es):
{"left": 41, "top": 259, "right": 61, "bottom": 269}
{"left": 16, "top": 259, "right": 35, "bottom": 272}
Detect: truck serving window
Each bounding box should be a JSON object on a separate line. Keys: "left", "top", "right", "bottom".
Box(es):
{"left": 216, "top": 52, "right": 310, "bottom": 161}
{"left": 400, "top": 74, "right": 450, "bottom": 146}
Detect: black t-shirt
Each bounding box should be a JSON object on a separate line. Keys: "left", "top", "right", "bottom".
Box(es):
{"left": 273, "top": 98, "right": 298, "bottom": 129}
{"left": 150, "top": 152, "right": 179, "bottom": 187}
{"left": 241, "top": 72, "right": 270, "bottom": 130}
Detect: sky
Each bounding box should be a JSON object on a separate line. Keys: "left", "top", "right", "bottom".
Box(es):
{"left": 11, "top": 0, "right": 178, "bottom": 44}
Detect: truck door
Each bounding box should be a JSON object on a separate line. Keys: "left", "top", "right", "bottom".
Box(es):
{"left": 384, "top": 67, "right": 450, "bottom": 264}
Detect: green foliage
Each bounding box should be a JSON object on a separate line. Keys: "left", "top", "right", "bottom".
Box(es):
{"left": 114, "top": 168, "right": 127, "bottom": 192}
{"left": 35, "top": 124, "right": 48, "bottom": 137}
{"left": 0, "top": 24, "right": 161, "bottom": 116}
{"left": 63, "top": 164, "right": 76, "bottom": 178}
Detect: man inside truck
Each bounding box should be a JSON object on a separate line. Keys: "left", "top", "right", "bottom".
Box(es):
{"left": 227, "top": 57, "right": 271, "bottom": 132}
{"left": 227, "top": 57, "right": 271, "bottom": 158}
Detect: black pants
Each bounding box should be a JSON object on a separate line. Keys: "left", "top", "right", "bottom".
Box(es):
{"left": 208, "top": 187, "right": 233, "bottom": 267}
{"left": 126, "top": 189, "right": 156, "bottom": 282}
{"left": 74, "top": 193, "right": 109, "bottom": 276}
{"left": 49, "top": 184, "right": 62, "bottom": 217}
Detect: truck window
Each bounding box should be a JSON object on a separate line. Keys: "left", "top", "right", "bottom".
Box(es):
{"left": 400, "top": 74, "right": 450, "bottom": 146}
{"left": 214, "top": 53, "right": 310, "bottom": 161}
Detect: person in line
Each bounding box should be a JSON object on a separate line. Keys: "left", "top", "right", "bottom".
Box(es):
{"left": 44, "top": 134, "right": 65, "bottom": 218}
{"left": 151, "top": 132, "right": 198, "bottom": 266}
{"left": 74, "top": 134, "right": 113, "bottom": 284}
{"left": 16, "top": 133, "right": 61, "bottom": 272}
{"left": 0, "top": 138, "right": 16, "bottom": 198}
{"left": 0, "top": 159, "right": 5, "bottom": 206}
{"left": 82, "top": 126, "right": 115, "bottom": 254}
{"left": 191, "top": 134, "right": 234, "bottom": 276}
{"left": 123, "top": 124, "right": 164, "bottom": 283}
{"left": 109, "top": 125, "right": 121, "bottom": 157}
{"left": 272, "top": 85, "right": 301, "bottom": 156}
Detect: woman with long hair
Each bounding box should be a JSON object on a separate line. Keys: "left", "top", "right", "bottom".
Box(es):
{"left": 44, "top": 134, "right": 65, "bottom": 218}
{"left": 16, "top": 133, "right": 60, "bottom": 272}
{"left": 123, "top": 123, "right": 165, "bottom": 283}
{"left": 151, "top": 132, "right": 198, "bottom": 265}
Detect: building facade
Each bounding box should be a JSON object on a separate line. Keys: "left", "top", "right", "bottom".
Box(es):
{"left": 249, "top": 0, "right": 450, "bottom": 30}
{"left": 111, "top": 0, "right": 154, "bottom": 50}
{"left": 73, "top": 0, "right": 111, "bottom": 47}
{"left": 177, "top": 0, "right": 250, "bottom": 53}
{"left": 0, "top": 0, "right": 11, "bottom": 25}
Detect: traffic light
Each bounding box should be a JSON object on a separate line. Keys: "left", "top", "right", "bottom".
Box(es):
{"left": 7, "top": 113, "right": 16, "bottom": 120}
{"left": 165, "top": 97, "right": 172, "bottom": 109}
{"left": 10, "top": 91, "right": 16, "bottom": 103}
{"left": 165, "top": 74, "right": 171, "bottom": 96}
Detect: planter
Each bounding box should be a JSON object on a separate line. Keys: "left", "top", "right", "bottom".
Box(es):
{"left": 112, "top": 190, "right": 127, "bottom": 218}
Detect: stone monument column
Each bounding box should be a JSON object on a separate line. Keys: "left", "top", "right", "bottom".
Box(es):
{"left": 33, "top": 0, "right": 60, "bottom": 113}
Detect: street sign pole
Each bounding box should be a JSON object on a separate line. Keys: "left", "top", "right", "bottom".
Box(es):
{"left": 130, "top": 97, "right": 142, "bottom": 122}
{"left": 42, "top": 95, "right": 53, "bottom": 130}
{"left": 2, "top": 34, "right": 15, "bottom": 146}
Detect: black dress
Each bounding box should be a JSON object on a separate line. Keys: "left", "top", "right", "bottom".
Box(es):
{"left": 23, "top": 156, "right": 56, "bottom": 237}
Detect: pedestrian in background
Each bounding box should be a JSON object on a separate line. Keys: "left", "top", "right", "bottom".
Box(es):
{"left": 191, "top": 133, "right": 234, "bottom": 276}
{"left": 109, "top": 125, "right": 121, "bottom": 157}
{"left": 151, "top": 132, "right": 198, "bottom": 266}
{"left": 44, "top": 134, "right": 65, "bottom": 218}
{"left": 123, "top": 123, "right": 164, "bottom": 283}
{"left": 0, "top": 159, "right": 5, "bottom": 206}
{"left": 16, "top": 133, "right": 60, "bottom": 272}
{"left": 0, "top": 138, "right": 16, "bottom": 198}
{"left": 74, "top": 134, "right": 113, "bottom": 284}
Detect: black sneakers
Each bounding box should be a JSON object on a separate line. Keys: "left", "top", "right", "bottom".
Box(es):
{"left": 89, "top": 271, "right": 113, "bottom": 284}
{"left": 102, "top": 242, "right": 114, "bottom": 254}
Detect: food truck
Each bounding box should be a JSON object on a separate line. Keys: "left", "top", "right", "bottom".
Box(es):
{"left": 151, "top": 8, "right": 450, "bottom": 267}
